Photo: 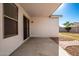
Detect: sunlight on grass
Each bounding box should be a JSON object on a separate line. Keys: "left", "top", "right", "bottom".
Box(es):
{"left": 59, "top": 32, "right": 79, "bottom": 40}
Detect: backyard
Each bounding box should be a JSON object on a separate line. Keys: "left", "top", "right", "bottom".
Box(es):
{"left": 55, "top": 3, "right": 79, "bottom": 56}
{"left": 59, "top": 32, "right": 79, "bottom": 56}
{"left": 59, "top": 32, "right": 79, "bottom": 41}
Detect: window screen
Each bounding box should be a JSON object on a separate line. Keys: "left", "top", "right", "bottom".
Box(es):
{"left": 3, "top": 3, "right": 18, "bottom": 38}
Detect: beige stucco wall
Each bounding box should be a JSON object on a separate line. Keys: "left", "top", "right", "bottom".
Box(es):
{"left": 0, "top": 3, "right": 31, "bottom": 56}
{"left": 30, "top": 17, "right": 59, "bottom": 37}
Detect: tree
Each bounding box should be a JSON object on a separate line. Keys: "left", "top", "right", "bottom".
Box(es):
{"left": 63, "top": 21, "right": 73, "bottom": 32}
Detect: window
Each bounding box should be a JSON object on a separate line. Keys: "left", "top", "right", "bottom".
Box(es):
{"left": 3, "top": 3, "right": 18, "bottom": 38}
{"left": 3, "top": 3, "right": 18, "bottom": 20}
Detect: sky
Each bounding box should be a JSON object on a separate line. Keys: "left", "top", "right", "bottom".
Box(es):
{"left": 53, "top": 3, "right": 79, "bottom": 27}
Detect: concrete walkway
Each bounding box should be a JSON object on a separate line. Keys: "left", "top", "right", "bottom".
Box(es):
{"left": 59, "top": 46, "right": 71, "bottom": 56}
{"left": 59, "top": 40, "right": 79, "bottom": 49}
{"left": 59, "top": 34, "right": 79, "bottom": 56}
{"left": 11, "top": 37, "right": 58, "bottom": 56}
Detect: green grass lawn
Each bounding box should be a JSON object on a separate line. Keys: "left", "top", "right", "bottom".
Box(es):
{"left": 59, "top": 32, "right": 79, "bottom": 40}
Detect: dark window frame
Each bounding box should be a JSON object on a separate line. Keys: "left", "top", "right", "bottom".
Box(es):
{"left": 3, "top": 3, "right": 18, "bottom": 38}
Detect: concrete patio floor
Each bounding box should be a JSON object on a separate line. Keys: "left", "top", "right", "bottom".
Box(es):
{"left": 10, "top": 37, "right": 58, "bottom": 56}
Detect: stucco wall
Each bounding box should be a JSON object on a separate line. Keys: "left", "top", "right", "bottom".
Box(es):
{"left": 30, "top": 17, "right": 59, "bottom": 37}
{"left": 0, "top": 3, "right": 31, "bottom": 56}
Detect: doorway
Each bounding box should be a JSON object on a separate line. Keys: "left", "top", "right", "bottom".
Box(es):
{"left": 23, "top": 16, "right": 30, "bottom": 40}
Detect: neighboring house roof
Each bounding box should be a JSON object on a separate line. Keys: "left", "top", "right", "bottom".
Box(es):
{"left": 70, "top": 22, "right": 79, "bottom": 27}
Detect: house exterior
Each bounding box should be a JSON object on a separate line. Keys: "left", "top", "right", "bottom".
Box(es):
{"left": 0, "top": 3, "right": 61, "bottom": 56}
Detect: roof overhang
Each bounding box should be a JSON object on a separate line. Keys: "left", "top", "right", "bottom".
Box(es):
{"left": 19, "top": 3, "right": 61, "bottom": 17}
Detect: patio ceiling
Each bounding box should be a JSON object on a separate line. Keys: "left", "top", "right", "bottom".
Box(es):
{"left": 19, "top": 3, "right": 61, "bottom": 17}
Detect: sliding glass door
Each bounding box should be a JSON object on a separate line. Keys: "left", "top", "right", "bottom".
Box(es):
{"left": 23, "top": 16, "right": 30, "bottom": 40}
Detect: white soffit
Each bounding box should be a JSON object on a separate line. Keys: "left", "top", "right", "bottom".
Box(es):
{"left": 19, "top": 3, "right": 61, "bottom": 17}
